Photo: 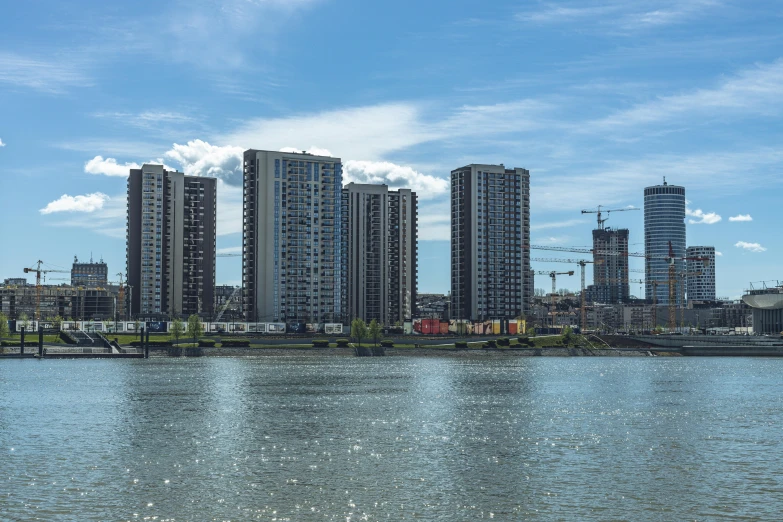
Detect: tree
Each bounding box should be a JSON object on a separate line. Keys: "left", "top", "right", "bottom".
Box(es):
{"left": 19, "top": 313, "right": 31, "bottom": 332}
{"left": 171, "top": 318, "right": 185, "bottom": 344}
{"left": 534, "top": 288, "right": 546, "bottom": 297}
{"left": 0, "top": 312, "right": 10, "bottom": 339}
{"left": 368, "top": 319, "right": 382, "bottom": 347}
{"left": 187, "top": 314, "right": 204, "bottom": 345}
{"left": 133, "top": 319, "right": 141, "bottom": 340}
{"left": 351, "top": 318, "right": 367, "bottom": 347}
{"left": 52, "top": 315, "right": 63, "bottom": 332}
{"left": 561, "top": 326, "right": 576, "bottom": 347}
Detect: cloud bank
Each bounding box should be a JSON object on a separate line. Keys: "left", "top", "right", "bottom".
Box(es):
{"left": 734, "top": 241, "right": 766, "bottom": 253}
{"left": 728, "top": 214, "right": 752, "bottom": 222}
{"left": 686, "top": 208, "right": 721, "bottom": 224}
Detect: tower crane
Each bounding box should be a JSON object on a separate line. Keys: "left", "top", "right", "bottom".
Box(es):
{"left": 531, "top": 258, "right": 599, "bottom": 332}
{"left": 533, "top": 270, "right": 575, "bottom": 328}
{"left": 216, "top": 253, "right": 241, "bottom": 257}
{"left": 22, "top": 261, "right": 70, "bottom": 320}
{"left": 581, "top": 205, "right": 639, "bottom": 229}
{"left": 528, "top": 244, "right": 708, "bottom": 333}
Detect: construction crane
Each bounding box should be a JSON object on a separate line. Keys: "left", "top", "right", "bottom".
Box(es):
{"left": 533, "top": 270, "right": 575, "bottom": 328}
{"left": 22, "top": 261, "right": 70, "bottom": 320}
{"left": 581, "top": 205, "right": 639, "bottom": 229}
{"left": 530, "top": 243, "right": 708, "bottom": 333}
{"left": 116, "top": 273, "right": 125, "bottom": 321}
{"left": 214, "top": 286, "right": 242, "bottom": 322}
{"left": 531, "top": 257, "right": 598, "bottom": 332}
{"left": 216, "top": 253, "right": 241, "bottom": 257}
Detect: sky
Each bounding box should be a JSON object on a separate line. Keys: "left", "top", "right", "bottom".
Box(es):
{"left": 1, "top": 0, "right": 781, "bottom": 299}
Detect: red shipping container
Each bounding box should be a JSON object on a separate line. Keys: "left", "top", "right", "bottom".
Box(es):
{"left": 439, "top": 321, "right": 449, "bottom": 334}
{"left": 508, "top": 321, "right": 518, "bottom": 335}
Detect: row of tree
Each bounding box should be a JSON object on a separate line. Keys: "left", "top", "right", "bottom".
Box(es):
{"left": 350, "top": 318, "right": 383, "bottom": 347}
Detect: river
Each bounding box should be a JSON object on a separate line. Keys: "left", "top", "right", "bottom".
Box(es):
{"left": 1, "top": 357, "right": 782, "bottom": 520}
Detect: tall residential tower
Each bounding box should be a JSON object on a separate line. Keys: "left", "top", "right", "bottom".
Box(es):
{"left": 644, "top": 179, "right": 685, "bottom": 305}
{"left": 686, "top": 246, "right": 716, "bottom": 302}
{"left": 592, "top": 228, "right": 630, "bottom": 303}
{"left": 242, "top": 149, "right": 344, "bottom": 325}
{"left": 342, "top": 183, "right": 417, "bottom": 325}
{"left": 450, "top": 164, "right": 531, "bottom": 321}
{"left": 126, "top": 164, "right": 217, "bottom": 318}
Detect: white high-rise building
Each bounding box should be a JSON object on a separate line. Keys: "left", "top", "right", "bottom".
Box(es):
{"left": 342, "top": 183, "right": 417, "bottom": 325}
{"left": 450, "top": 164, "right": 531, "bottom": 321}
{"left": 686, "top": 246, "right": 716, "bottom": 302}
{"left": 242, "top": 149, "right": 344, "bottom": 326}
{"left": 126, "top": 164, "right": 217, "bottom": 318}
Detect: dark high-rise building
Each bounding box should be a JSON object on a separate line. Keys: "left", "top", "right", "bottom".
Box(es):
{"left": 644, "top": 179, "right": 685, "bottom": 305}
{"left": 126, "top": 164, "right": 216, "bottom": 318}
{"left": 342, "top": 182, "right": 417, "bottom": 325}
{"left": 242, "top": 150, "right": 344, "bottom": 325}
{"left": 450, "top": 164, "right": 531, "bottom": 321}
{"left": 592, "top": 228, "right": 629, "bottom": 303}
{"left": 71, "top": 255, "right": 108, "bottom": 287}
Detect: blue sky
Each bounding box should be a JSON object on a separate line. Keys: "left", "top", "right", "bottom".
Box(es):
{"left": 1, "top": 0, "right": 781, "bottom": 298}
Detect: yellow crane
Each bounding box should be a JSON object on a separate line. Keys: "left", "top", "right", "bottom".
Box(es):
{"left": 22, "top": 261, "right": 70, "bottom": 320}
{"left": 532, "top": 257, "right": 600, "bottom": 332}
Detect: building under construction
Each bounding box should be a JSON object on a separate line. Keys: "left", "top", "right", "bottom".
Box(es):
{"left": 0, "top": 283, "right": 117, "bottom": 320}
{"left": 591, "top": 228, "right": 630, "bottom": 304}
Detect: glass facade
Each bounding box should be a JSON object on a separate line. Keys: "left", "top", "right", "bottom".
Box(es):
{"left": 644, "top": 181, "right": 686, "bottom": 305}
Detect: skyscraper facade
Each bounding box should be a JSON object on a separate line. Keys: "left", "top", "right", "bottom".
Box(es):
{"left": 242, "top": 149, "right": 344, "bottom": 325}
{"left": 342, "top": 182, "right": 417, "bottom": 325}
{"left": 592, "top": 228, "right": 630, "bottom": 303}
{"left": 451, "top": 164, "right": 531, "bottom": 322}
{"left": 686, "top": 246, "right": 716, "bottom": 302}
{"left": 644, "top": 179, "right": 685, "bottom": 305}
{"left": 126, "top": 164, "right": 217, "bottom": 318}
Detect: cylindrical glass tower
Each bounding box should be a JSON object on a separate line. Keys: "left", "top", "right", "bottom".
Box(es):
{"left": 644, "top": 179, "right": 685, "bottom": 306}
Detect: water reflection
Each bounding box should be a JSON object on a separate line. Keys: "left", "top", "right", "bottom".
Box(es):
{"left": 1, "top": 357, "right": 782, "bottom": 520}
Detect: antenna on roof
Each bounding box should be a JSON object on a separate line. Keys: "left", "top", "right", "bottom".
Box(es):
{"left": 663, "top": 176, "right": 667, "bottom": 186}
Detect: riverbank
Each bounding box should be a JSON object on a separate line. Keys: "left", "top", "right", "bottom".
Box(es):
{"left": 146, "top": 346, "right": 664, "bottom": 357}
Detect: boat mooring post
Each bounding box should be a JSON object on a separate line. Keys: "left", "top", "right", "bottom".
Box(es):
{"left": 20, "top": 326, "right": 25, "bottom": 355}
{"left": 38, "top": 326, "right": 44, "bottom": 357}
{"left": 145, "top": 328, "right": 150, "bottom": 359}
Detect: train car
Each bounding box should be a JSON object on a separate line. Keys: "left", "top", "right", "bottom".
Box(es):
{"left": 267, "top": 323, "right": 286, "bottom": 334}
{"left": 146, "top": 321, "right": 167, "bottom": 333}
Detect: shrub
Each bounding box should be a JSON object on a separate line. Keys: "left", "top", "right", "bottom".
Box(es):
{"left": 483, "top": 340, "right": 497, "bottom": 348}
{"left": 336, "top": 338, "right": 350, "bottom": 347}
{"left": 221, "top": 340, "right": 250, "bottom": 347}
{"left": 380, "top": 339, "right": 394, "bottom": 347}
{"left": 198, "top": 339, "right": 216, "bottom": 347}
{"left": 497, "top": 337, "right": 510, "bottom": 346}
{"left": 312, "top": 339, "right": 330, "bottom": 347}
{"left": 455, "top": 341, "right": 468, "bottom": 349}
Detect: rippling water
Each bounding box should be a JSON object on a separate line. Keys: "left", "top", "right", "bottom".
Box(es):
{"left": 1, "top": 357, "right": 782, "bottom": 520}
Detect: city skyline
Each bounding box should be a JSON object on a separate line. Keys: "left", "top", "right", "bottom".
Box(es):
{"left": 1, "top": 0, "right": 781, "bottom": 298}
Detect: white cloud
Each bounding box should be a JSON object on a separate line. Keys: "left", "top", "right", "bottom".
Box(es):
{"left": 216, "top": 180, "right": 243, "bottom": 237}
{"left": 343, "top": 160, "right": 448, "bottom": 199}
{"left": 279, "top": 146, "right": 334, "bottom": 157}
{"left": 715, "top": 251, "right": 723, "bottom": 256}
{"left": 728, "top": 214, "right": 753, "bottom": 222}
{"left": 0, "top": 138, "right": 5, "bottom": 147}
{"left": 734, "top": 241, "right": 766, "bottom": 253}
{"left": 165, "top": 140, "right": 244, "bottom": 184}
{"left": 85, "top": 156, "right": 141, "bottom": 177}
{"left": 686, "top": 208, "right": 722, "bottom": 224}
{"left": 0, "top": 51, "right": 89, "bottom": 93}
{"left": 516, "top": 0, "right": 721, "bottom": 29}
{"left": 217, "top": 246, "right": 242, "bottom": 255}
{"left": 40, "top": 193, "right": 110, "bottom": 214}
{"left": 591, "top": 58, "right": 783, "bottom": 129}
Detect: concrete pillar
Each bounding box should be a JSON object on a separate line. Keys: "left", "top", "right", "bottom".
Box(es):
{"left": 20, "top": 326, "right": 25, "bottom": 355}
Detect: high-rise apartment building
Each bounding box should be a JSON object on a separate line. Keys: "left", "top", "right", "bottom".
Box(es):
{"left": 592, "top": 228, "right": 629, "bottom": 303}
{"left": 686, "top": 246, "right": 716, "bottom": 302}
{"left": 450, "top": 164, "right": 531, "bottom": 321}
{"left": 242, "top": 150, "right": 344, "bottom": 325}
{"left": 71, "top": 255, "right": 108, "bottom": 287}
{"left": 644, "top": 179, "right": 685, "bottom": 305}
{"left": 126, "top": 164, "right": 216, "bottom": 318}
{"left": 342, "top": 182, "right": 417, "bottom": 325}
